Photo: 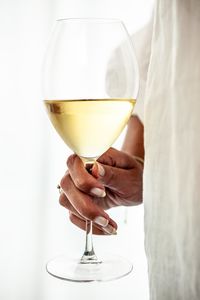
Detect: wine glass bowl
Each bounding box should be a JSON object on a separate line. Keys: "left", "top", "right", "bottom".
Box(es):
{"left": 44, "top": 98, "right": 135, "bottom": 163}
{"left": 43, "top": 18, "right": 139, "bottom": 282}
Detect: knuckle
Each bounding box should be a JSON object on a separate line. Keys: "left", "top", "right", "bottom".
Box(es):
{"left": 66, "top": 154, "right": 76, "bottom": 168}
{"left": 106, "top": 168, "right": 115, "bottom": 185}
{"left": 59, "top": 194, "right": 66, "bottom": 206}
{"left": 78, "top": 203, "right": 96, "bottom": 220}
{"left": 75, "top": 177, "right": 85, "bottom": 190}
{"left": 69, "top": 212, "right": 75, "bottom": 223}
{"left": 75, "top": 177, "right": 89, "bottom": 191}
{"left": 59, "top": 194, "right": 72, "bottom": 210}
{"left": 60, "top": 173, "right": 70, "bottom": 190}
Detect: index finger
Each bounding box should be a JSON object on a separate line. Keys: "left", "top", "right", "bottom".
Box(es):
{"left": 67, "top": 154, "right": 106, "bottom": 197}
{"left": 60, "top": 172, "right": 117, "bottom": 233}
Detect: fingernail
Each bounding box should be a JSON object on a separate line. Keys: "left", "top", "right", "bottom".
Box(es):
{"left": 93, "top": 216, "right": 109, "bottom": 227}
{"left": 97, "top": 163, "right": 105, "bottom": 177}
{"left": 102, "top": 224, "right": 117, "bottom": 235}
{"left": 90, "top": 188, "right": 106, "bottom": 197}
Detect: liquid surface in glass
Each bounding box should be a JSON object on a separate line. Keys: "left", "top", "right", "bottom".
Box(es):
{"left": 44, "top": 99, "right": 136, "bottom": 160}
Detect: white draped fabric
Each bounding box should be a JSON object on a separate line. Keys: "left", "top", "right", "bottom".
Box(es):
{"left": 139, "top": 1, "right": 200, "bottom": 299}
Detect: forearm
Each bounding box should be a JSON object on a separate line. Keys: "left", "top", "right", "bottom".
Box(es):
{"left": 122, "top": 115, "right": 144, "bottom": 160}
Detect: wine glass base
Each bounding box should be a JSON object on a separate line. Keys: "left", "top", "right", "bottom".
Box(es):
{"left": 46, "top": 253, "right": 133, "bottom": 282}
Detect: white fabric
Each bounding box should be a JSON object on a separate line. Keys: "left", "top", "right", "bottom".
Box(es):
{"left": 131, "top": 18, "right": 153, "bottom": 122}
{"left": 142, "top": 1, "right": 200, "bottom": 299}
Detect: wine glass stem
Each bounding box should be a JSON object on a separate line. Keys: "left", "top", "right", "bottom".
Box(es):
{"left": 80, "top": 220, "right": 100, "bottom": 263}
{"left": 79, "top": 158, "right": 101, "bottom": 264}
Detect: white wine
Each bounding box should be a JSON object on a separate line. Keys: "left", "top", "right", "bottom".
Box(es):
{"left": 44, "top": 99, "right": 135, "bottom": 161}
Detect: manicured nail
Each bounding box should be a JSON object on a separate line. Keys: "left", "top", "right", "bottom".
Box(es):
{"left": 93, "top": 216, "right": 109, "bottom": 227}
{"left": 102, "top": 224, "right": 117, "bottom": 235}
{"left": 97, "top": 163, "right": 105, "bottom": 177}
{"left": 90, "top": 187, "right": 106, "bottom": 197}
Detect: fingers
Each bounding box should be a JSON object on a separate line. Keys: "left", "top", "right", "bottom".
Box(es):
{"left": 97, "top": 147, "right": 139, "bottom": 169}
{"left": 91, "top": 156, "right": 143, "bottom": 206}
{"left": 60, "top": 149, "right": 142, "bottom": 233}
{"left": 91, "top": 147, "right": 143, "bottom": 190}
{"left": 69, "top": 212, "right": 104, "bottom": 235}
{"left": 66, "top": 149, "right": 139, "bottom": 196}
{"left": 60, "top": 192, "right": 117, "bottom": 235}
{"left": 69, "top": 213, "right": 115, "bottom": 235}
{"left": 66, "top": 154, "right": 106, "bottom": 197}
{"left": 60, "top": 172, "right": 107, "bottom": 220}
{"left": 59, "top": 192, "right": 83, "bottom": 218}
{"left": 60, "top": 192, "right": 107, "bottom": 235}
{"left": 92, "top": 161, "right": 141, "bottom": 190}
{"left": 59, "top": 173, "right": 117, "bottom": 234}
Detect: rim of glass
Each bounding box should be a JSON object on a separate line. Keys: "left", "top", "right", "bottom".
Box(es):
{"left": 56, "top": 17, "right": 123, "bottom": 23}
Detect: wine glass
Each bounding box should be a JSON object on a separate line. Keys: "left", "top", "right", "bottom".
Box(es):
{"left": 43, "top": 18, "right": 139, "bottom": 282}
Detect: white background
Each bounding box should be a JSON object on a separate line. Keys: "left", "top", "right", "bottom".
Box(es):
{"left": 0, "top": 0, "right": 153, "bottom": 299}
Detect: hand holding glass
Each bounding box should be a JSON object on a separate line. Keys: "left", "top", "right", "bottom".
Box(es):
{"left": 43, "top": 18, "right": 139, "bottom": 282}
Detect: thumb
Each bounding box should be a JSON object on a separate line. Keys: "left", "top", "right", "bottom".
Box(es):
{"left": 97, "top": 147, "right": 138, "bottom": 169}
{"left": 91, "top": 161, "right": 131, "bottom": 190}
{"left": 91, "top": 148, "right": 142, "bottom": 189}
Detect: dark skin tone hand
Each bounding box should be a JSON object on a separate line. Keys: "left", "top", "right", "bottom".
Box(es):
{"left": 59, "top": 115, "right": 144, "bottom": 235}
